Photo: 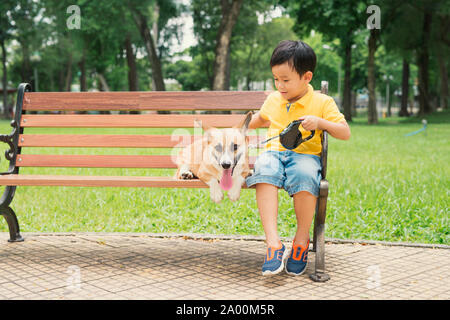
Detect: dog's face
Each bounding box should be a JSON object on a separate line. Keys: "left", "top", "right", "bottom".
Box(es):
{"left": 201, "top": 112, "right": 252, "bottom": 173}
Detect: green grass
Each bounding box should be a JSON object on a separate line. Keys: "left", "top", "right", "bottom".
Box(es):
{"left": 0, "top": 110, "right": 448, "bottom": 244}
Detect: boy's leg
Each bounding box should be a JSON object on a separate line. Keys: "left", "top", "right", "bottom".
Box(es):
{"left": 284, "top": 190, "right": 316, "bottom": 276}
{"left": 292, "top": 191, "right": 317, "bottom": 246}
{"left": 283, "top": 152, "right": 321, "bottom": 247}
{"left": 255, "top": 183, "right": 280, "bottom": 248}
{"left": 245, "top": 151, "right": 287, "bottom": 275}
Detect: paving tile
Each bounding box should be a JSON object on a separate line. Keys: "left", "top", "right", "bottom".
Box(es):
{"left": 1, "top": 233, "right": 449, "bottom": 300}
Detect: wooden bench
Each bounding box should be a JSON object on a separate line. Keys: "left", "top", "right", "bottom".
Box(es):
{"left": 0, "top": 82, "right": 331, "bottom": 282}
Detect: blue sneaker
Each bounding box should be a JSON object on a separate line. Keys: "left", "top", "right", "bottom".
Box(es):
{"left": 285, "top": 240, "right": 310, "bottom": 276}
{"left": 262, "top": 243, "right": 287, "bottom": 276}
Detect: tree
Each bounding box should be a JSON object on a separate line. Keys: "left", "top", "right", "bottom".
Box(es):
{"left": 177, "top": 1, "right": 293, "bottom": 92}
{"left": 367, "top": 26, "right": 379, "bottom": 124}
{"left": 212, "top": 0, "right": 244, "bottom": 90}
{"left": 366, "top": 0, "right": 407, "bottom": 123}
{"left": 7, "top": 0, "right": 45, "bottom": 90}
{"left": 191, "top": 0, "right": 225, "bottom": 89}
{"left": 231, "top": 16, "right": 297, "bottom": 90}
{"left": 0, "top": 0, "right": 16, "bottom": 118}
{"left": 381, "top": 0, "right": 448, "bottom": 116}
{"left": 128, "top": 0, "right": 182, "bottom": 92}
{"left": 282, "top": 0, "right": 367, "bottom": 122}
{"left": 432, "top": 1, "right": 449, "bottom": 110}
{"left": 382, "top": 1, "right": 419, "bottom": 117}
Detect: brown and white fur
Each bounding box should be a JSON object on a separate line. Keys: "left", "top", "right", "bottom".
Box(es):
{"left": 175, "top": 112, "right": 252, "bottom": 203}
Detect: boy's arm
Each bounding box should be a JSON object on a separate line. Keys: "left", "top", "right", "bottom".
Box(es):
{"left": 300, "top": 115, "right": 351, "bottom": 140}
{"left": 248, "top": 111, "right": 270, "bottom": 130}
{"left": 319, "top": 119, "right": 351, "bottom": 140}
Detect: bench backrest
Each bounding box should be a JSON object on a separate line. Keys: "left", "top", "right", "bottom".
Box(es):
{"left": 10, "top": 83, "right": 328, "bottom": 177}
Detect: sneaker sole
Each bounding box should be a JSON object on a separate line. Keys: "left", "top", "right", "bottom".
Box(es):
{"left": 262, "top": 249, "right": 288, "bottom": 276}
{"left": 285, "top": 261, "right": 308, "bottom": 276}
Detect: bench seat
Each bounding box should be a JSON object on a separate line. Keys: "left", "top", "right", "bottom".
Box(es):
{"left": 0, "top": 82, "right": 332, "bottom": 282}
{"left": 0, "top": 174, "right": 258, "bottom": 188}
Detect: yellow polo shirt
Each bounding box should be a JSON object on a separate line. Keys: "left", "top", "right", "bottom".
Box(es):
{"left": 259, "top": 84, "right": 345, "bottom": 156}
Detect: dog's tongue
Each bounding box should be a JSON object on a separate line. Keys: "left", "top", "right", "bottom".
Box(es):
{"left": 219, "top": 169, "right": 233, "bottom": 191}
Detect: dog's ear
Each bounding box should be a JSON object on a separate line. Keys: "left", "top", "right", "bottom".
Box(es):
{"left": 234, "top": 111, "right": 252, "bottom": 135}
{"left": 195, "top": 118, "right": 214, "bottom": 143}
{"left": 195, "top": 118, "right": 212, "bottom": 132}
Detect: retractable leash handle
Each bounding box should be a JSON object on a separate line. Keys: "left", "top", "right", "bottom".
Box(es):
{"left": 279, "top": 119, "right": 315, "bottom": 149}
{"left": 249, "top": 119, "right": 315, "bottom": 150}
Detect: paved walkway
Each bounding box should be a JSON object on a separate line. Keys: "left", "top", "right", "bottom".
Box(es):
{"left": 0, "top": 233, "right": 448, "bottom": 300}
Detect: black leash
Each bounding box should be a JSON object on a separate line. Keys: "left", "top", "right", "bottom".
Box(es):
{"left": 249, "top": 119, "right": 315, "bottom": 150}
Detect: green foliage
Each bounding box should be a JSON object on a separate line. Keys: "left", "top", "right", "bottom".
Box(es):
{"left": 166, "top": 53, "right": 210, "bottom": 91}
{"left": 298, "top": 31, "right": 341, "bottom": 94}
{"left": 230, "top": 16, "right": 297, "bottom": 90}
{"left": 1, "top": 0, "right": 448, "bottom": 109}
{"left": 0, "top": 110, "right": 448, "bottom": 244}
{"left": 168, "top": 2, "right": 299, "bottom": 91}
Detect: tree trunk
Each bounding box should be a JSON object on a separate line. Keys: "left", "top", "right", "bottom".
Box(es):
{"left": 98, "top": 73, "right": 110, "bottom": 92}
{"left": 65, "top": 53, "right": 73, "bottom": 92}
{"left": 125, "top": 33, "right": 140, "bottom": 114}
{"left": 245, "top": 43, "right": 255, "bottom": 90}
{"left": 78, "top": 48, "right": 87, "bottom": 114}
{"left": 98, "top": 73, "right": 110, "bottom": 115}
{"left": 342, "top": 42, "right": 352, "bottom": 122}
{"left": 438, "top": 15, "right": 449, "bottom": 110}
{"left": 132, "top": 11, "right": 165, "bottom": 92}
{"left": 387, "top": 84, "right": 392, "bottom": 117}
{"left": 351, "top": 90, "right": 357, "bottom": 118}
{"left": 417, "top": 11, "right": 432, "bottom": 115}
{"left": 399, "top": 59, "right": 410, "bottom": 116}
{"left": 125, "top": 34, "right": 139, "bottom": 92}
{"left": 20, "top": 42, "right": 31, "bottom": 84}
{"left": 367, "top": 29, "right": 378, "bottom": 124}
{"left": 152, "top": 3, "right": 159, "bottom": 55}
{"left": 436, "top": 48, "right": 448, "bottom": 110}
{"left": 212, "top": 0, "right": 244, "bottom": 91}
{"left": 1, "top": 38, "right": 9, "bottom": 119}
{"left": 79, "top": 48, "right": 86, "bottom": 92}
{"left": 225, "top": 45, "right": 231, "bottom": 90}
{"left": 58, "top": 67, "right": 64, "bottom": 92}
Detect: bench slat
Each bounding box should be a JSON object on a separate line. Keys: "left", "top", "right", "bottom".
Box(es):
{"left": 19, "top": 134, "right": 267, "bottom": 148}
{"left": 15, "top": 154, "right": 257, "bottom": 168}
{"left": 20, "top": 114, "right": 269, "bottom": 128}
{"left": 0, "top": 174, "right": 207, "bottom": 188}
{"left": 18, "top": 134, "right": 197, "bottom": 148}
{"left": 0, "top": 174, "right": 255, "bottom": 188}
{"left": 23, "top": 91, "right": 268, "bottom": 111}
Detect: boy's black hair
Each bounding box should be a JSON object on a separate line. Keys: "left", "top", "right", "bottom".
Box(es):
{"left": 270, "top": 40, "right": 316, "bottom": 77}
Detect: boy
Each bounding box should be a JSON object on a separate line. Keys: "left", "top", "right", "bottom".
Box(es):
{"left": 246, "top": 40, "right": 350, "bottom": 276}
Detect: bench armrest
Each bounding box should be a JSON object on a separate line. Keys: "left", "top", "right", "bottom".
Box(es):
{"left": 0, "top": 120, "right": 19, "bottom": 175}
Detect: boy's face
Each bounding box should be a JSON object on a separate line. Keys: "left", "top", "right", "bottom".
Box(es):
{"left": 272, "top": 62, "right": 312, "bottom": 103}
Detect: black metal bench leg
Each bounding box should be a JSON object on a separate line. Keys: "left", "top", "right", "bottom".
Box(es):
{"left": 309, "top": 180, "right": 330, "bottom": 282}
{"left": 0, "top": 84, "right": 30, "bottom": 243}
{"left": 311, "top": 203, "right": 318, "bottom": 253}
{"left": 0, "top": 206, "right": 24, "bottom": 242}
{"left": 309, "top": 223, "right": 329, "bottom": 282}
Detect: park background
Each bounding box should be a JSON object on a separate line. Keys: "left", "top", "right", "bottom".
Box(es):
{"left": 0, "top": 0, "right": 448, "bottom": 245}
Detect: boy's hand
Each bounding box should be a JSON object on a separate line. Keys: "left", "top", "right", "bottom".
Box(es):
{"left": 299, "top": 115, "right": 321, "bottom": 131}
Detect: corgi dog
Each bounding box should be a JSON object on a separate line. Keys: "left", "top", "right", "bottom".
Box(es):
{"left": 176, "top": 112, "right": 252, "bottom": 203}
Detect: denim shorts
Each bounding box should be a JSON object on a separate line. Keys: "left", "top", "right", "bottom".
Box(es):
{"left": 245, "top": 150, "right": 322, "bottom": 197}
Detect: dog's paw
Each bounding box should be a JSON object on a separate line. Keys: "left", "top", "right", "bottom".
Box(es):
{"left": 245, "top": 169, "right": 254, "bottom": 178}
{"left": 210, "top": 188, "right": 223, "bottom": 203}
{"left": 228, "top": 187, "right": 241, "bottom": 202}
{"left": 180, "top": 170, "right": 195, "bottom": 180}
